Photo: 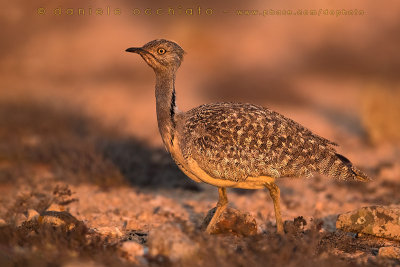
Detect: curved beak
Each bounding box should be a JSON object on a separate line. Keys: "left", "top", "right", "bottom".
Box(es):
{"left": 125, "top": 47, "right": 143, "bottom": 54}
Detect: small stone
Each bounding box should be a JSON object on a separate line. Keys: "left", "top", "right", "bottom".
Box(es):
{"left": 94, "top": 227, "right": 123, "bottom": 238}
{"left": 336, "top": 206, "right": 400, "bottom": 241}
{"left": 378, "top": 246, "right": 400, "bottom": 260}
{"left": 27, "top": 209, "right": 40, "bottom": 221}
{"left": 38, "top": 211, "right": 80, "bottom": 230}
{"left": 120, "top": 241, "right": 145, "bottom": 262}
{"left": 202, "top": 207, "right": 257, "bottom": 236}
{"left": 147, "top": 223, "right": 198, "bottom": 263}
{"left": 0, "top": 218, "right": 7, "bottom": 227}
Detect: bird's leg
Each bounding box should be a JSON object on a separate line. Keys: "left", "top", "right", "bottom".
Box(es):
{"left": 205, "top": 187, "right": 228, "bottom": 233}
{"left": 264, "top": 182, "right": 284, "bottom": 234}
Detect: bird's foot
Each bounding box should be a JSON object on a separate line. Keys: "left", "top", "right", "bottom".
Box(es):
{"left": 276, "top": 223, "right": 284, "bottom": 235}
{"left": 203, "top": 205, "right": 227, "bottom": 234}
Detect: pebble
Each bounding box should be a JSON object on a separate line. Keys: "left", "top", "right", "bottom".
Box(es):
{"left": 27, "top": 209, "right": 40, "bottom": 221}
{"left": 93, "top": 227, "right": 123, "bottom": 238}
{"left": 38, "top": 211, "right": 80, "bottom": 230}
{"left": 0, "top": 218, "right": 7, "bottom": 227}
{"left": 201, "top": 207, "right": 258, "bottom": 236}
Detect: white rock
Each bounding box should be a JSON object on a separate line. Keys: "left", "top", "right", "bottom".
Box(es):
{"left": 27, "top": 209, "right": 39, "bottom": 221}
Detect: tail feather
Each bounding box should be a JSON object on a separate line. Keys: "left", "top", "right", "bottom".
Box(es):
{"left": 350, "top": 165, "right": 371, "bottom": 182}
{"left": 335, "top": 153, "right": 371, "bottom": 182}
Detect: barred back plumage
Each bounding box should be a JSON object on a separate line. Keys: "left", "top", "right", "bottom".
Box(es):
{"left": 179, "top": 102, "right": 369, "bottom": 182}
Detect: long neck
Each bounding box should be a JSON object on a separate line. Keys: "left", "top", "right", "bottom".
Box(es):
{"left": 155, "top": 71, "right": 177, "bottom": 146}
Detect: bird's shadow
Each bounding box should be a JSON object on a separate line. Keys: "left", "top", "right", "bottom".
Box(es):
{"left": 99, "top": 137, "right": 200, "bottom": 191}
{"left": 0, "top": 100, "right": 200, "bottom": 191}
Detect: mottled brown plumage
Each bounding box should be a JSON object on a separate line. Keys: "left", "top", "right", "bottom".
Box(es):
{"left": 179, "top": 102, "right": 368, "bottom": 182}
{"left": 126, "top": 39, "right": 370, "bottom": 234}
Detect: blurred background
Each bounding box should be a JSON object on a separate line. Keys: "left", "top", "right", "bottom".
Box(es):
{"left": 1, "top": 0, "right": 399, "bottom": 148}
{"left": 1, "top": 0, "right": 400, "bottom": 265}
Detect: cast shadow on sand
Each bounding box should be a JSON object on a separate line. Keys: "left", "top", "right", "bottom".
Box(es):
{"left": 0, "top": 100, "right": 199, "bottom": 191}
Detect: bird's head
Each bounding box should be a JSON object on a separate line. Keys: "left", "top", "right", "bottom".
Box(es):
{"left": 126, "top": 39, "right": 185, "bottom": 73}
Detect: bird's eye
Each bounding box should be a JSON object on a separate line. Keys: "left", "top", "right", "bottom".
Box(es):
{"left": 157, "top": 48, "right": 166, "bottom": 55}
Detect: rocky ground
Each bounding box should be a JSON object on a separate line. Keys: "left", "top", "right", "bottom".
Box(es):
{"left": 0, "top": 96, "right": 399, "bottom": 267}
{"left": 1, "top": 0, "right": 400, "bottom": 266}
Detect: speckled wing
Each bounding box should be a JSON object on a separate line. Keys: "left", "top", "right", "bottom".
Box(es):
{"left": 180, "top": 103, "right": 368, "bottom": 182}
